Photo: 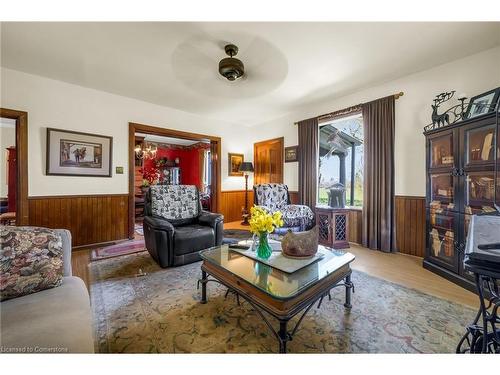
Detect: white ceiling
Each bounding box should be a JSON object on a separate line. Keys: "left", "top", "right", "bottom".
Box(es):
{"left": 1, "top": 22, "right": 499, "bottom": 126}
{"left": 135, "top": 133, "right": 205, "bottom": 146}
{"left": 0, "top": 117, "right": 16, "bottom": 128}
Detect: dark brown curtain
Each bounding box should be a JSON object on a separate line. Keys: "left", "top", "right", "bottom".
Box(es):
{"left": 362, "top": 96, "right": 396, "bottom": 252}
{"left": 298, "top": 117, "right": 318, "bottom": 208}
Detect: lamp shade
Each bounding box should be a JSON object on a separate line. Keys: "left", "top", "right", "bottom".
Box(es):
{"left": 238, "top": 162, "right": 254, "bottom": 173}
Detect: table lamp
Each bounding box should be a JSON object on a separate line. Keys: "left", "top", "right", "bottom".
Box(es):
{"left": 238, "top": 162, "right": 254, "bottom": 225}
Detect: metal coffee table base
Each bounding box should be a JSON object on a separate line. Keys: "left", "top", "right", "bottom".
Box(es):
{"left": 198, "top": 269, "right": 354, "bottom": 353}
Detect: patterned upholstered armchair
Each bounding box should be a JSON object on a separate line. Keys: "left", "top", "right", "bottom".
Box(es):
{"left": 143, "top": 185, "right": 224, "bottom": 267}
{"left": 253, "top": 183, "right": 314, "bottom": 235}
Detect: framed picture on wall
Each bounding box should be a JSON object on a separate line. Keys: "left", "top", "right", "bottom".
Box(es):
{"left": 464, "top": 88, "right": 500, "bottom": 120}
{"left": 46, "top": 128, "right": 113, "bottom": 177}
{"left": 285, "top": 146, "right": 299, "bottom": 162}
{"left": 228, "top": 153, "right": 244, "bottom": 176}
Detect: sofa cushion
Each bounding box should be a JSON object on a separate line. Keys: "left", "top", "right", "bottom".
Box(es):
{"left": 151, "top": 185, "right": 200, "bottom": 221}
{"left": 0, "top": 226, "right": 63, "bottom": 302}
{"left": 0, "top": 276, "right": 94, "bottom": 353}
{"left": 174, "top": 225, "right": 214, "bottom": 255}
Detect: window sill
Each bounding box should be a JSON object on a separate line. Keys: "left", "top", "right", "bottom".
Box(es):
{"left": 316, "top": 205, "right": 362, "bottom": 211}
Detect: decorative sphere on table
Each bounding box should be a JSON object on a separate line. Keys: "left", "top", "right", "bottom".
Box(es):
{"left": 281, "top": 226, "right": 319, "bottom": 258}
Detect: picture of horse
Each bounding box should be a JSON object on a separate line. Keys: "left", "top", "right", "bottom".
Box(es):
{"left": 60, "top": 139, "right": 102, "bottom": 168}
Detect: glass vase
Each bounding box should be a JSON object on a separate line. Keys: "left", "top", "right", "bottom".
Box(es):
{"left": 257, "top": 231, "right": 272, "bottom": 260}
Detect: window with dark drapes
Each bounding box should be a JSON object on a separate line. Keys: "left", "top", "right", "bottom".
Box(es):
{"left": 318, "top": 113, "right": 364, "bottom": 207}
{"left": 298, "top": 117, "right": 319, "bottom": 208}
{"left": 362, "top": 95, "right": 396, "bottom": 252}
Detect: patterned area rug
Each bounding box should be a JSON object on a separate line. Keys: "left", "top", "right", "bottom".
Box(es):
{"left": 90, "top": 239, "right": 146, "bottom": 261}
{"left": 90, "top": 229, "right": 250, "bottom": 261}
{"left": 222, "top": 229, "right": 252, "bottom": 244}
{"left": 90, "top": 252, "right": 475, "bottom": 353}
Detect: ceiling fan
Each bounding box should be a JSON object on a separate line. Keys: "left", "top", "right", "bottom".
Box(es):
{"left": 218, "top": 44, "right": 245, "bottom": 81}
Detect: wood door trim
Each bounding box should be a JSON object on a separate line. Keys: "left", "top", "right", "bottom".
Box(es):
{"left": 253, "top": 136, "right": 284, "bottom": 184}
{"left": 128, "top": 122, "right": 222, "bottom": 239}
{"left": 130, "top": 122, "right": 221, "bottom": 142}
{"left": 0, "top": 108, "right": 29, "bottom": 225}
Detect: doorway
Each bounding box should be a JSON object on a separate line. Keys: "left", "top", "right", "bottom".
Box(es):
{"left": 0, "top": 108, "right": 29, "bottom": 226}
{"left": 128, "top": 122, "right": 221, "bottom": 239}
{"left": 253, "top": 137, "right": 284, "bottom": 184}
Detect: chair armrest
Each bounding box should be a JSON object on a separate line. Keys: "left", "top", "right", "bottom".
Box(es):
{"left": 143, "top": 216, "right": 175, "bottom": 233}
{"left": 54, "top": 229, "right": 72, "bottom": 277}
{"left": 198, "top": 211, "right": 224, "bottom": 228}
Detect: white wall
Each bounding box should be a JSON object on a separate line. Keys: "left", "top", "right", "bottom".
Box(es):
{"left": 0, "top": 119, "right": 16, "bottom": 198}
{"left": 0, "top": 68, "right": 255, "bottom": 196}
{"left": 2, "top": 46, "right": 498, "bottom": 197}
{"left": 251, "top": 46, "right": 500, "bottom": 196}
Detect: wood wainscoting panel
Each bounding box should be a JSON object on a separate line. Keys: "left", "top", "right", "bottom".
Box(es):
{"left": 289, "top": 190, "right": 299, "bottom": 204}
{"left": 220, "top": 189, "right": 300, "bottom": 223}
{"left": 395, "top": 195, "right": 426, "bottom": 257}
{"left": 219, "top": 190, "right": 254, "bottom": 223}
{"left": 28, "top": 194, "right": 129, "bottom": 248}
{"left": 348, "top": 209, "right": 362, "bottom": 244}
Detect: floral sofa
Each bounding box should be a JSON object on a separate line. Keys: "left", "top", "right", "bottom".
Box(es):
{"left": 253, "top": 183, "right": 314, "bottom": 234}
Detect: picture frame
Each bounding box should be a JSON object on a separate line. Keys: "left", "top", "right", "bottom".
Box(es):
{"left": 46, "top": 128, "right": 113, "bottom": 177}
{"left": 228, "top": 153, "right": 244, "bottom": 176}
{"left": 464, "top": 88, "right": 500, "bottom": 120}
{"left": 285, "top": 145, "right": 299, "bottom": 163}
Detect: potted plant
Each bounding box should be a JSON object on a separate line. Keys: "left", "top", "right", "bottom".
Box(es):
{"left": 140, "top": 179, "right": 150, "bottom": 194}
{"left": 249, "top": 206, "right": 283, "bottom": 260}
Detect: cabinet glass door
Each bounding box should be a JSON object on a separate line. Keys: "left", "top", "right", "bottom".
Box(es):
{"left": 496, "top": 118, "right": 500, "bottom": 210}
{"left": 428, "top": 210, "right": 457, "bottom": 271}
{"left": 464, "top": 171, "right": 496, "bottom": 214}
{"left": 464, "top": 124, "right": 495, "bottom": 167}
{"left": 430, "top": 133, "right": 454, "bottom": 168}
{"left": 460, "top": 213, "right": 476, "bottom": 281}
{"left": 429, "top": 173, "right": 455, "bottom": 207}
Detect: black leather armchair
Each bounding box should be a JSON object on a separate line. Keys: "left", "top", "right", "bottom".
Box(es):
{"left": 143, "top": 185, "right": 224, "bottom": 267}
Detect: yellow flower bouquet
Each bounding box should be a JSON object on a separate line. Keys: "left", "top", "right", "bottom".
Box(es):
{"left": 249, "top": 206, "right": 284, "bottom": 259}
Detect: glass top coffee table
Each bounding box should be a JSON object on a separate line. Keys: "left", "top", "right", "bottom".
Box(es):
{"left": 198, "top": 244, "right": 355, "bottom": 353}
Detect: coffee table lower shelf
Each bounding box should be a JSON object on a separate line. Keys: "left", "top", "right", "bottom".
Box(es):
{"left": 198, "top": 260, "right": 355, "bottom": 353}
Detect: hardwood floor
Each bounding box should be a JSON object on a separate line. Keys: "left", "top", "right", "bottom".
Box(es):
{"left": 71, "top": 220, "right": 477, "bottom": 308}
{"left": 224, "top": 221, "right": 250, "bottom": 230}
{"left": 347, "top": 244, "right": 477, "bottom": 308}
{"left": 71, "top": 248, "right": 91, "bottom": 291}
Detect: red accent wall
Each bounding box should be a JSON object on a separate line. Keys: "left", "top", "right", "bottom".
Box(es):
{"left": 141, "top": 145, "right": 205, "bottom": 189}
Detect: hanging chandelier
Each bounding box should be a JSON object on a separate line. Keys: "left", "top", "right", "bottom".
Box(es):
{"left": 135, "top": 142, "right": 158, "bottom": 160}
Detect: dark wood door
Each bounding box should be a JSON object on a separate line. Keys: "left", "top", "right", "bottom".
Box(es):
{"left": 254, "top": 137, "right": 284, "bottom": 185}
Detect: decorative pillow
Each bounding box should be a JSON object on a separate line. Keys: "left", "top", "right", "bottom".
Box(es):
{"left": 254, "top": 183, "right": 289, "bottom": 212}
{"left": 0, "top": 226, "right": 64, "bottom": 302}
{"left": 151, "top": 185, "right": 199, "bottom": 220}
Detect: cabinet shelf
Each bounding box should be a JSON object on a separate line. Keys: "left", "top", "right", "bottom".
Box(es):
{"left": 467, "top": 198, "right": 495, "bottom": 206}
{"left": 432, "top": 195, "right": 453, "bottom": 202}
{"left": 430, "top": 224, "right": 454, "bottom": 232}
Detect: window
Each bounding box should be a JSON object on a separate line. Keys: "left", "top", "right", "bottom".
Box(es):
{"left": 318, "top": 113, "right": 364, "bottom": 207}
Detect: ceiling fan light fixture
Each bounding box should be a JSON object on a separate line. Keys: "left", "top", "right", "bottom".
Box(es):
{"left": 219, "top": 44, "right": 244, "bottom": 81}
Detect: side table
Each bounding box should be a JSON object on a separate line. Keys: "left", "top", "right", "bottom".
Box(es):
{"left": 315, "top": 206, "right": 350, "bottom": 249}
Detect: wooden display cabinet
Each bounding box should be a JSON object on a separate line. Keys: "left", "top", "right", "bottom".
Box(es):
{"left": 424, "top": 111, "right": 498, "bottom": 292}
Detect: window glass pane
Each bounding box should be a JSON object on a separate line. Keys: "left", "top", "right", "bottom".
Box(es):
{"left": 318, "top": 114, "right": 363, "bottom": 207}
